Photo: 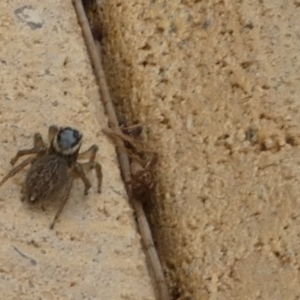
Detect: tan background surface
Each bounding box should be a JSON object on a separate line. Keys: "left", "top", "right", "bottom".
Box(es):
{"left": 0, "top": 1, "right": 155, "bottom": 299}
{"left": 96, "top": 0, "right": 300, "bottom": 299}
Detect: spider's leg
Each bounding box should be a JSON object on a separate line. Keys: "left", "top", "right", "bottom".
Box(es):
{"left": 34, "top": 132, "right": 46, "bottom": 148}
{"left": 78, "top": 145, "right": 102, "bottom": 193}
{"left": 77, "top": 144, "right": 98, "bottom": 161}
{"left": 80, "top": 161, "right": 102, "bottom": 193}
{"left": 72, "top": 163, "right": 92, "bottom": 195}
{"left": 0, "top": 157, "right": 35, "bottom": 187}
{"left": 49, "top": 178, "right": 74, "bottom": 230}
{"left": 120, "top": 123, "right": 143, "bottom": 132}
{"left": 102, "top": 128, "right": 144, "bottom": 151}
{"left": 48, "top": 125, "right": 59, "bottom": 144}
{"left": 10, "top": 133, "right": 46, "bottom": 165}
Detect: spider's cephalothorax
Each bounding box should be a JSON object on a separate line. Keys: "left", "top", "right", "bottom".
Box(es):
{"left": 0, "top": 125, "right": 102, "bottom": 229}
{"left": 51, "top": 126, "right": 83, "bottom": 165}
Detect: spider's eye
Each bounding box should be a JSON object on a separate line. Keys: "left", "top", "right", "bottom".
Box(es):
{"left": 57, "top": 127, "right": 82, "bottom": 150}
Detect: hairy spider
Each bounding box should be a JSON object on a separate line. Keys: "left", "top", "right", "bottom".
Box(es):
{"left": 0, "top": 125, "right": 102, "bottom": 229}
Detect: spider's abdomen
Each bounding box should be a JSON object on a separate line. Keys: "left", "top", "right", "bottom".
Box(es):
{"left": 24, "top": 155, "right": 70, "bottom": 202}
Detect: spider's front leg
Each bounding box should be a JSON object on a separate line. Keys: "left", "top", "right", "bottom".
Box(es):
{"left": 10, "top": 133, "right": 47, "bottom": 165}
{"left": 0, "top": 133, "right": 46, "bottom": 187}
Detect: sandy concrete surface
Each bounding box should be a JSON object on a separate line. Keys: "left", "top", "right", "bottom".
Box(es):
{"left": 95, "top": 0, "right": 300, "bottom": 299}
{"left": 0, "top": 1, "right": 156, "bottom": 299}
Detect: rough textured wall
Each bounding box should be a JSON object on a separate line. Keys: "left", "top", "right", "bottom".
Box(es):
{"left": 98, "top": 0, "right": 300, "bottom": 299}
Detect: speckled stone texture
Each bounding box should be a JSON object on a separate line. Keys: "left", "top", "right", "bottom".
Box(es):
{"left": 0, "top": 1, "right": 155, "bottom": 299}
{"left": 97, "top": 0, "right": 300, "bottom": 299}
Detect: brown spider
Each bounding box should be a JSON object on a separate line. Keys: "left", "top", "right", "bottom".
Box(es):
{"left": 0, "top": 125, "right": 102, "bottom": 229}
{"left": 130, "top": 154, "right": 157, "bottom": 200}
{"left": 102, "top": 124, "right": 157, "bottom": 201}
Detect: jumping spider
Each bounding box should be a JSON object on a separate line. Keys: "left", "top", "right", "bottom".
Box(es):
{"left": 0, "top": 125, "right": 102, "bottom": 229}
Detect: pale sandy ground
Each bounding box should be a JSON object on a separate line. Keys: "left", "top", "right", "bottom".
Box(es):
{"left": 0, "top": 1, "right": 156, "bottom": 300}
{"left": 96, "top": 0, "right": 300, "bottom": 299}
